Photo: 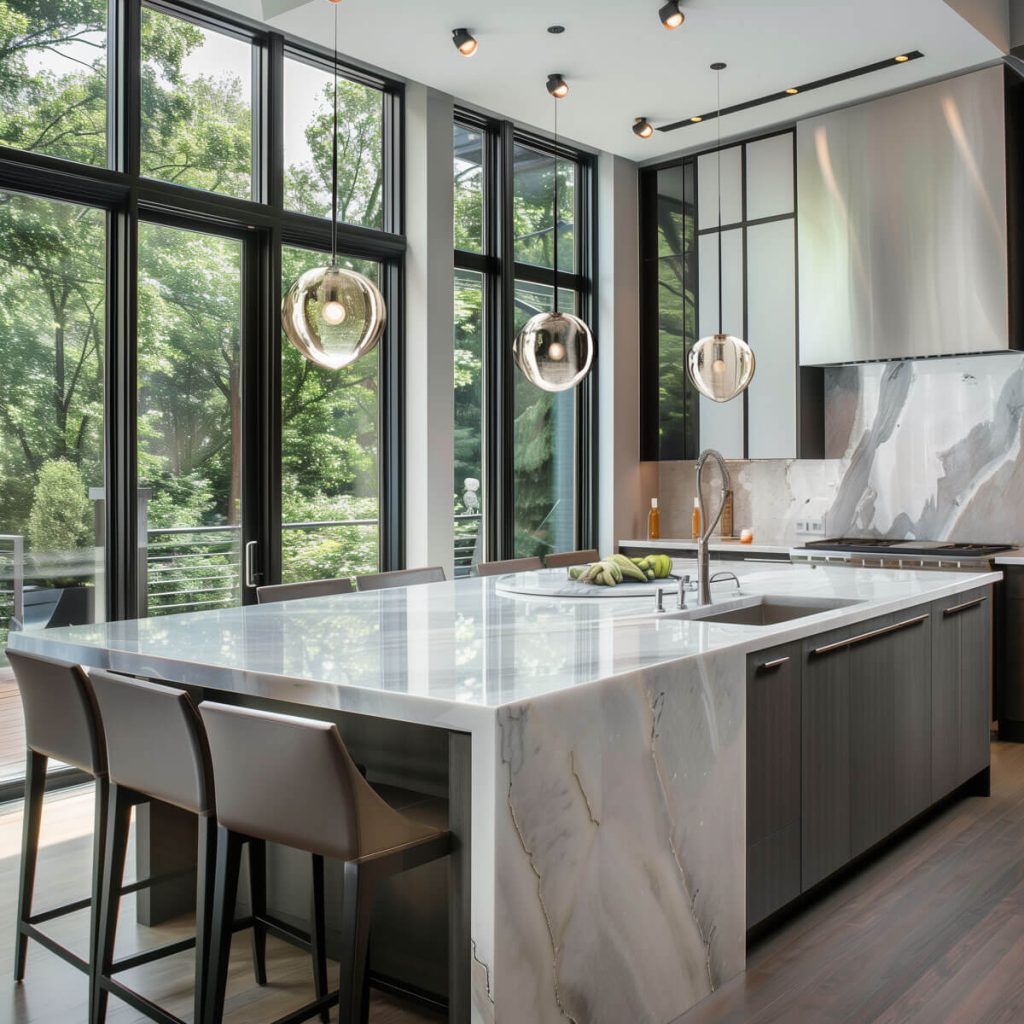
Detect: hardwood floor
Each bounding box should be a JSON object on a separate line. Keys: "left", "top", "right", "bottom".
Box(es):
{"left": 0, "top": 785, "right": 439, "bottom": 1023}
{"left": 0, "top": 668, "right": 26, "bottom": 785}
{"left": 677, "top": 740, "right": 1024, "bottom": 1024}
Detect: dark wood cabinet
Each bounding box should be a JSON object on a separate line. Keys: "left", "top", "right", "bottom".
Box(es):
{"left": 931, "top": 588, "right": 992, "bottom": 797}
{"left": 746, "top": 643, "right": 802, "bottom": 926}
{"left": 747, "top": 590, "right": 990, "bottom": 928}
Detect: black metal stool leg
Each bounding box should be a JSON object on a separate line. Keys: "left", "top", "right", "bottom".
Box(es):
{"left": 338, "top": 862, "right": 374, "bottom": 1024}
{"left": 205, "top": 826, "right": 243, "bottom": 1024}
{"left": 87, "top": 775, "right": 109, "bottom": 1024}
{"left": 14, "top": 749, "right": 47, "bottom": 982}
{"left": 309, "top": 854, "right": 329, "bottom": 1024}
{"left": 248, "top": 837, "right": 268, "bottom": 986}
{"left": 194, "top": 815, "right": 218, "bottom": 1024}
{"left": 93, "top": 784, "right": 133, "bottom": 1024}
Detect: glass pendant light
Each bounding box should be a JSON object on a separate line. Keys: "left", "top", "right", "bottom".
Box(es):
{"left": 281, "top": 0, "right": 386, "bottom": 371}
{"left": 513, "top": 74, "right": 594, "bottom": 393}
{"left": 688, "top": 63, "right": 755, "bottom": 403}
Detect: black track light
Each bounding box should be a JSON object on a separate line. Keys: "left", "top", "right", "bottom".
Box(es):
{"left": 452, "top": 27, "right": 477, "bottom": 57}
{"left": 546, "top": 73, "right": 569, "bottom": 99}
{"left": 659, "top": 1, "right": 684, "bottom": 30}
{"left": 633, "top": 117, "right": 654, "bottom": 139}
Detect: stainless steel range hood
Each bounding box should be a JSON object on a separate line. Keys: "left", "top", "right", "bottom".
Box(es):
{"left": 797, "top": 66, "right": 1019, "bottom": 365}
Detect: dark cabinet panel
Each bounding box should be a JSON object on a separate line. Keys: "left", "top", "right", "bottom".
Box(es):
{"left": 747, "top": 643, "right": 801, "bottom": 926}
{"left": 801, "top": 625, "right": 851, "bottom": 891}
{"left": 892, "top": 610, "right": 933, "bottom": 823}
{"left": 932, "top": 587, "right": 992, "bottom": 795}
{"left": 848, "top": 613, "right": 896, "bottom": 857}
{"left": 1000, "top": 595, "right": 1024, "bottom": 723}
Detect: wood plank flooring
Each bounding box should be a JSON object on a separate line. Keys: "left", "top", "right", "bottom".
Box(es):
{"left": 0, "top": 668, "right": 25, "bottom": 785}
{"left": 676, "top": 741, "right": 1024, "bottom": 1024}
{"left": 0, "top": 785, "right": 439, "bottom": 1023}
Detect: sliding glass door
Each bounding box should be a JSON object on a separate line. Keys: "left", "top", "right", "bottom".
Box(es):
{"left": 137, "top": 221, "right": 245, "bottom": 617}
{"left": 0, "top": 191, "right": 106, "bottom": 784}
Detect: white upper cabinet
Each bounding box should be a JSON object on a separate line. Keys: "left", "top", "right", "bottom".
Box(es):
{"left": 745, "top": 133, "right": 795, "bottom": 221}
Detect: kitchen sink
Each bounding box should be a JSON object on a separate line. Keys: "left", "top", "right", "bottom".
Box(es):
{"left": 671, "top": 594, "right": 862, "bottom": 625}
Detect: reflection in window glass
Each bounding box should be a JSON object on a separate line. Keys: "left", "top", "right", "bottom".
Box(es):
{"left": 283, "top": 56, "right": 384, "bottom": 230}
{"left": 140, "top": 8, "right": 252, "bottom": 199}
{"left": 138, "top": 223, "right": 243, "bottom": 616}
{"left": 280, "top": 246, "right": 381, "bottom": 582}
{"left": 454, "top": 123, "right": 484, "bottom": 254}
{"left": 453, "top": 269, "right": 484, "bottom": 575}
{"left": 0, "top": 0, "right": 107, "bottom": 165}
{"left": 0, "top": 192, "right": 106, "bottom": 699}
{"left": 513, "top": 143, "right": 575, "bottom": 273}
{"left": 512, "top": 281, "right": 577, "bottom": 558}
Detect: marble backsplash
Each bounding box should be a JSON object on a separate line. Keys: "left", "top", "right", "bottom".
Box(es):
{"left": 656, "top": 351, "right": 1024, "bottom": 547}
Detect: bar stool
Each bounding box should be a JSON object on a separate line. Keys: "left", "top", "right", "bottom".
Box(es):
{"left": 355, "top": 566, "right": 446, "bottom": 591}
{"left": 543, "top": 548, "right": 599, "bottom": 569}
{"left": 7, "top": 649, "right": 107, "bottom": 997}
{"left": 88, "top": 670, "right": 330, "bottom": 1024}
{"left": 199, "top": 701, "right": 451, "bottom": 1024}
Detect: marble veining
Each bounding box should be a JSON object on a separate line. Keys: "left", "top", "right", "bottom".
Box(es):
{"left": 658, "top": 352, "right": 1024, "bottom": 547}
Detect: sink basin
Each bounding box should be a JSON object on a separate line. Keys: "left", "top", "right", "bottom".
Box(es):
{"left": 671, "top": 594, "right": 862, "bottom": 626}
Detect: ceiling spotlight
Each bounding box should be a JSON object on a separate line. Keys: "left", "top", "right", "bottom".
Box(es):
{"left": 633, "top": 117, "right": 654, "bottom": 139}
{"left": 546, "top": 73, "right": 569, "bottom": 99}
{"left": 452, "top": 28, "right": 477, "bottom": 56}
{"left": 690, "top": 115, "right": 703, "bottom": 123}
{"left": 786, "top": 87, "right": 799, "bottom": 95}
{"left": 659, "top": 0, "right": 684, "bottom": 29}
{"left": 895, "top": 54, "right": 910, "bottom": 62}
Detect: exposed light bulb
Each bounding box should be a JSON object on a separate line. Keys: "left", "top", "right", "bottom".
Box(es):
{"left": 322, "top": 299, "right": 347, "bottom": 325}
{"left": 548, "top": 341, "right": 567, "bottom": 362}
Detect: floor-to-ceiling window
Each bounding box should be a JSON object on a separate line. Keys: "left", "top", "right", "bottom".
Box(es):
{"left": 452, "top": 113, "right": 597, "bottom": 568}
{"left": 0, "top": 0, "right": 403, "bottom": 795}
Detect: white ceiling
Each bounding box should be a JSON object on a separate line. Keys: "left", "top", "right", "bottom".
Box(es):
{"left": 221, "top": 0, "right": 1004, "bottom": 160}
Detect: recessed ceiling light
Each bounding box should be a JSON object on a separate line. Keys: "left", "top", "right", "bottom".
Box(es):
{"left": 895, "top": 54, "right": 910, "bottom": 62}
{"left": 690, "top": 115, "right": 703, "bottom": 123}
{"left": 452, "top": 28, "right": 477, "bottom": 57}
{"left": 547, "top": 25, "right": 566, "bottom": 34}
{"left": 659, "top": 1, "right": 684, "bottom": 30}
{"left": 546, "top": 73, "right": 569, "bottom": 99}
{"left": 633, "top": 117, "right": 654, "bottom": 139}
{"left": 786, "top": 87, "right": 799, "bottom": 95}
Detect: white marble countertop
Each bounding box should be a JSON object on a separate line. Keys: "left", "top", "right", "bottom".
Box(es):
{"left": 620, "top": 537, "right": 794, "bottom": 555}
{"left": 994, "top": 550, "right": 1024, "bottom": 565}
{"left": 9, "top": 564, "right": 1001, "bottom": 728}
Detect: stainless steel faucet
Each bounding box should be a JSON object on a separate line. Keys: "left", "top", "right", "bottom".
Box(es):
{"left": 695, "top": 449, "right": 731, "bottom": 606}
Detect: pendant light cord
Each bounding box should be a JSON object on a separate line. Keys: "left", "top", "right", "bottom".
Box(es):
{"left": 552, "top": 93, "right": 559, "bottom": 314}
{"left": 716, "top": 67, "right": 723, "bottom": 335}
{"left": 331, "top": 0, "right": 339, "bottom": 268}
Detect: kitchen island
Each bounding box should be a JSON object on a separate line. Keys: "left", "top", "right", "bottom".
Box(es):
{"left": 8, "top": 564, "right": 1000, "bottom": 1024}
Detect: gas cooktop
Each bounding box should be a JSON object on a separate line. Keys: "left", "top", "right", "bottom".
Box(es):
{"left": 801, "top": 538, "right": 1014, "bottom": 558}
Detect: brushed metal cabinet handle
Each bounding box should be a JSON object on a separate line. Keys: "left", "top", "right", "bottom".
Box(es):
{"left": 760, "top": 656, "right": 790, "bottom": 671}
{"left": 943, "top": 596, "right": 987, "bottom": 617}
{"left": 812, "top": 613, "right": 929, "bottom": 656}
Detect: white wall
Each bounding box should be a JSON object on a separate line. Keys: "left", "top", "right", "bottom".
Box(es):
{"left": 404, "top": 84, "right": 455, "bottom": 574}
{"left": 596, "top": 152, "right": 656, "bottom": 554}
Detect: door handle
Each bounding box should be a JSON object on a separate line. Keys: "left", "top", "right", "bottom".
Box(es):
{"left": 244, "top": 540, "right": 260, "bottom": 588}
{"left": 943, "top": 596, "right": 986, "bottom": 617}
{"left": 812, "top": 613, "right": 929, "bottom": 656}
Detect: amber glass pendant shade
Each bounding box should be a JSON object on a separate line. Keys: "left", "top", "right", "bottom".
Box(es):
{"left": 282, "top": 265, "right": 386, "bottom": 371}
{"left": 513, "top": 310, "right": 594, "bottom": 393}
{"left": 688, "top": 333, "right": 755, "bottom": 403}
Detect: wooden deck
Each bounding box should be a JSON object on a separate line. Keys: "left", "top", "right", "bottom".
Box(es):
{"left": 0, "top": 668, "right": 25, "bottom": 785}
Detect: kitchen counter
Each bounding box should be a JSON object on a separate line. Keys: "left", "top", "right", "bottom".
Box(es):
{"left": 994, "top": 550, "right": 1024, "bottom": 565}
{"left": 8, "top": 565, "right": 1002, "bottom": 1024}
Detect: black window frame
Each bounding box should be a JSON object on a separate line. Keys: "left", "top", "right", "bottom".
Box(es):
{"left": 453, "top": 108, "right": 597, "bottom": 561}
{"left": 0, "top": 0, "right": 407, "bottom": 622}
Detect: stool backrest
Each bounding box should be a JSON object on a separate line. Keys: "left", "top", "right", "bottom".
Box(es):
{"left": 256, "top": 577, "right": 354, "bottom": 604}
{"left": 474, "top": 556, "right": 543, "bottom": 577}
{"left": 89, "top": 670, "right": 214, "bottom": 815}
{"left": 356, "top": 566, "right": 445, "bottom": 591}
{"left": 199, "top": 701, "right": 430, "bottom": 860}
{"left": 543, "top": 548, "right": 599, "bottom": 569}
{"left": 6, "top": 649, "right": 105, "bottom": 776}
